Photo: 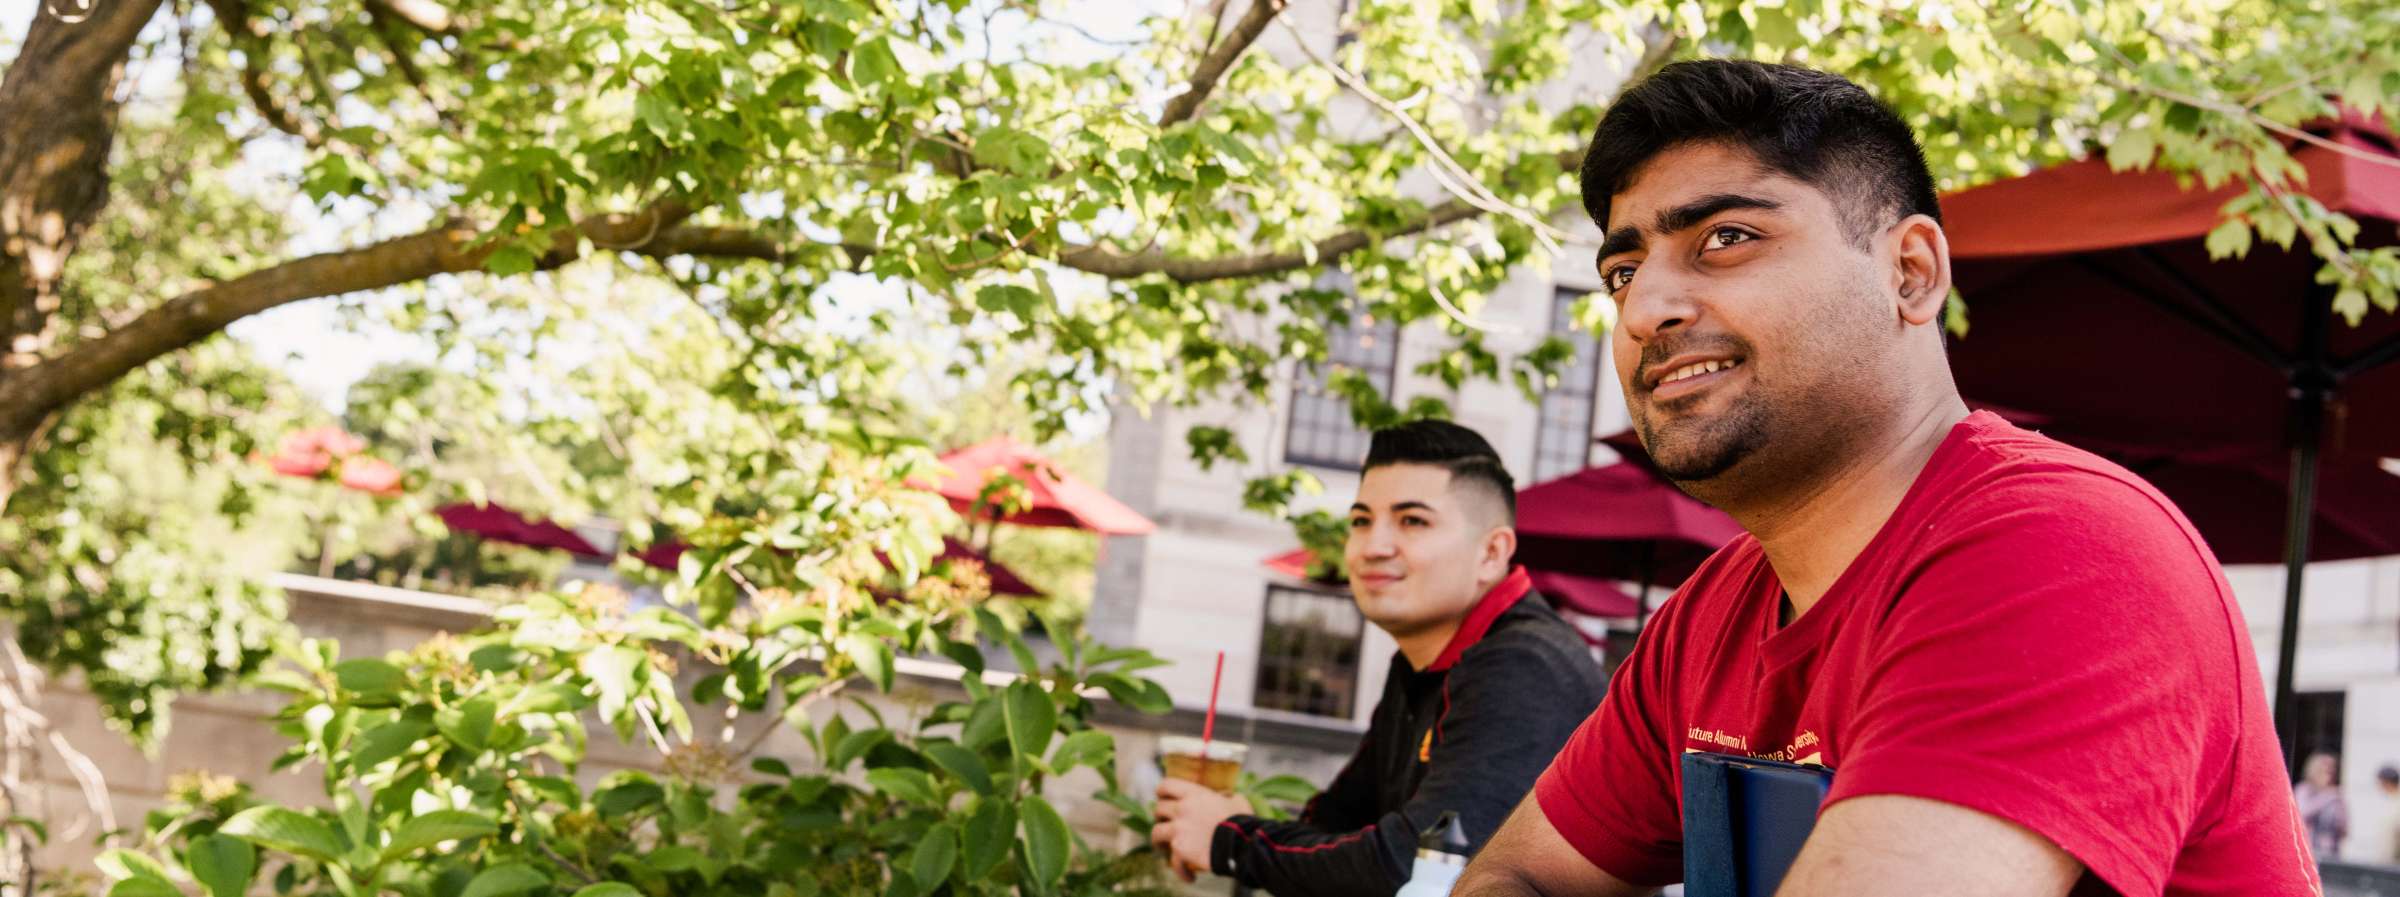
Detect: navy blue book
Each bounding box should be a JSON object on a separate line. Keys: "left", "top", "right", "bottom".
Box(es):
{"left": 1680, "top": 752, "right": 1834, "bottom": 897}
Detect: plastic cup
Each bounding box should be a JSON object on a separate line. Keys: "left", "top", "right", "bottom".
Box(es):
{"left": 1158, "top": 735, "right": 1246, "bottom": 793}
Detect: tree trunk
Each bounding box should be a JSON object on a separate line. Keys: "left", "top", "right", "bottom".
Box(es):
{"left": 0, "top": 424, "right": 23, "bottom": 514}
{"left": 0, "top": 0, "right": 166, "bottom": 510}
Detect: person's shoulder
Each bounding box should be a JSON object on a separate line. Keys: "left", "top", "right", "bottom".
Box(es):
{"left": 1893, "top": 414, "right": 2233, "bottom": 618}
{"left": 1929, "top": 414, "right": 2203, "bottom": 553}
{"left": 1461, "top": 599, "right": 1605, "bottom": 693}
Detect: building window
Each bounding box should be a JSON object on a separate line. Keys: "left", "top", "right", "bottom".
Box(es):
{"left": 1255, "top": 585, "right": 1366, "bottom": 719}
{"left": 1285, "top": 310, "right": 1399, "bottom": 470}
{"left": 2292, "top": 690, "right": 2346, "bottom": 781}
{"left": 1531, "top": 288, "right": 1606, "bottom": 482}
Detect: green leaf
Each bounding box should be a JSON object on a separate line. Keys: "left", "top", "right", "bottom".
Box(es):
{"left": 866, "top": 767, "right": 940, "bottom": 805}
{"left": 185, "top": 835, "right": 256, "bottom": 897}
{"left": 1049, "top": 730, "right": 1113, "bottom": 773}
{"left": 571, "top": 885, "right": 641, "bottom": 897}
{"left": 960, "top": 694, "right": 1006, "bottom": 750}
{"left": 1002, "top": 680, "right": 1056, "bottom": 766}
{"left": 381, "top": 810, "right": 498, "bottom": 860}
{"left": 1091, "top": 672, "right": 1172, "bottom": 714}
{"left": 485, "top": 244, "right": 538, "bottom": 277}
{"left": 937, "top": 639, "right": 985, "bottom": 674}
{"left": 842, "top": 633, "right": 894, "bottom": 692}
{"left": 2205, "top": 217, "right": 2253, "bottom": 259}
{"left": 507, "top": 682, "right": 592, "bottom": 715}
{"left": 832, "top": 728, "right": 889, "bottom": 770}
{"left": 96, "top": 848, "right": 174, "bottom": 882}
{"left": 467, "top": 644, "right": 523, "bottom": 673}
{"left": 351, "top": 719, "right": 433, "bottom": 769}
{"left": 970, "top": 127, "right": 1052, "bottom": 177}
{"left": 911, "top": 823, "right": 960, "bottom": 887}
{"left": 461, "top": 863, "right": 548, "bottom": 897}
{"left": 850, "top": 36, "right": 900, "bottom": 86}
{"left": 108, "top": 880, "right": 181, "bottom": 897}
{"left": 961, "top": 799, "right": 1016, "bottom": 878}
{"left": 2105, "top": 128, "right": 2158, "bottom": 171}
{"left": 597, "top": 780, "right": 665, "bottom": 817}
{"left": 332, "top": 659, "right": 405, "bottom": 696}
{"left": 438, "top": 697, "right": 498, "bottom": 751}
{"left": 582, "top": 646, "right": 643, "bottom": 722}
{"left": 1018, "top": 794, "right": 1071, "bottom": 885}
{"left": 923, "top": 741, "right": 993, "bottom": 794}
{"left": 221, "top": 806, "right": 347, "bottom": 863}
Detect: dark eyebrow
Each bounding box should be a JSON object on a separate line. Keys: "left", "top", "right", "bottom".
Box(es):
{"left": 1656, "top": 192, "right": 1783, "bottom": 235}
{"left": 1350, "top": 501, "right": 1438, "bottom": 515}
{"left": 1596, "top": 192, "right": 1787, "bottom": 266}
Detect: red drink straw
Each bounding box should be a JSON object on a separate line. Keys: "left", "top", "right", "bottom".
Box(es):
{"left": 1201, "top": 651, "right": 1225, "bottom": 752}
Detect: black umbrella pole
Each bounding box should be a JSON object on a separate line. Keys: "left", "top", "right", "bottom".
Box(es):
{"left": 2270, "top": 388, "right": 2326, "bottom": 774}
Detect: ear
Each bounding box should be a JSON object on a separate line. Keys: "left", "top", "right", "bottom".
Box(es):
{"left": 1481, "top": 526, "right": 1517, "bottom": 579}
{"left": 1887, "top": 213, "right": 1952, "bottom": 327}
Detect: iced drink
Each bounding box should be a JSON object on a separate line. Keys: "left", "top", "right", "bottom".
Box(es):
{"left": 1159, "top": 735, "right": 1246, "bottom": 793}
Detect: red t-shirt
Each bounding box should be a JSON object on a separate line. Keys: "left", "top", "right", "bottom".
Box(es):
{"left": 1533, "top": 411, "right": 2319, "bottom": 896}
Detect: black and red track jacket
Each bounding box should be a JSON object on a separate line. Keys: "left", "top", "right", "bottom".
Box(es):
{"left": 1211, "top": 567, "right": 1607, "bottom": 896}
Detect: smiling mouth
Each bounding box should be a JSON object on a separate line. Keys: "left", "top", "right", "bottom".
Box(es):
{"left": 1646, "top": 358, "right": 1746, "bottom": 403}
{"left": 1660, "top": 358, "right": 1741, "bottom": 385}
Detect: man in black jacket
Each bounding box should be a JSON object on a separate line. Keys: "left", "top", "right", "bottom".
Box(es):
{"left": 1150, "top": 420, "right": 1608, "bottom": 897}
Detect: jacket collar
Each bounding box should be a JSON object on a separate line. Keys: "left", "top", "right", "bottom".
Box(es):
{"left": 1423, "top": 566, "right": 1533, "bottom": 672}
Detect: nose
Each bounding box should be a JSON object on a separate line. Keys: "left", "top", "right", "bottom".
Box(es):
{"left": 1617, "top": 267, "right": 1698, "bottom": 345}
{"left": 1348, "top": 520, "right": 1398, "bottom": 564}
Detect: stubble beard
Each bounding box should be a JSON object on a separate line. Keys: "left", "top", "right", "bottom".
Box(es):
{"left": 1638, "top": 394, "right": 1773, "bottom": 487}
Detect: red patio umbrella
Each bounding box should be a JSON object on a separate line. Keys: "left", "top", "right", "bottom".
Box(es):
{"left": 1942, "top": 108, "right": 2400, "bottom": 763}
{"left": 1513, "top": 437, "right": 1747, "bottom": 622}
{"left": 932, "top": 437, "right": 1155, "bottom": 536}
{"left": 435, "top": 501, "right": 608, "bottom": 557}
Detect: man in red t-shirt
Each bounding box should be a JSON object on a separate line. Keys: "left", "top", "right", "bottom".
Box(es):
{"left": 1452, "top": 60, "right": 2318, "bottom": 897}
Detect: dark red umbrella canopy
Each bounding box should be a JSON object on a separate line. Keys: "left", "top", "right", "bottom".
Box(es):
{"left": 1512, "top": 455, "right": 1745, "bottom": 589}
{"left": 437, "top": 502, "right": 608, "bottom": 557}
{"left": 2012, "top": 431, "right": 2400, "bottom": 566}
{"left": 1943, "top": 111, "right": 2400, "bottom": 457}
{"left": 1939, "top": 109, "right": 2400, "bottom": 768}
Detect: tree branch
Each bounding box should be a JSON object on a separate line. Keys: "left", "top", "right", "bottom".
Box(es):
{"left": 363, "top": 0, "right": 456, "bottom": 35}
{"left": 205, "top": 0, "right": 325, "bottom": 147}
{"left": 1156, "top": 0, "right": 1286, "bottom": 128}
{"left": 0, "top": 201, "right": 692, "bottom": 440}
{"left": 1060, "top": 199, "right": 1481, "bottom": 281}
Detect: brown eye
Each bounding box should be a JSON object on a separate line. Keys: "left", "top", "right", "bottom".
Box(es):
{"left": 1707, "top": 227, "right": 1754, "bottom": 249}
{"left": 1604, "top": 264, "right": 1636, "bottom": 294}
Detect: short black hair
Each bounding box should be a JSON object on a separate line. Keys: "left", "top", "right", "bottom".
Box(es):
{"left": 2379, "top": 765, "right": 2398, "bottom": 785}
{"left": 1364, "top": 420, "right": 1516, "bottom": 524}
{"left": 1580, "top": 59, "right": 1941, "bottom": 247}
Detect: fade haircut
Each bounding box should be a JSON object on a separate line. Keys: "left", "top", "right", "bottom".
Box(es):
{"left": 1364, "top": 420, "right": 1517, "bottom": 525}
{"left": 1579, "top": 59, "right": 1941, "bottom": 249}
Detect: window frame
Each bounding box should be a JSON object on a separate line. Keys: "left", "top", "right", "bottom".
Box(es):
{"left": 1252, "top": 583, "right": 1368, "bottom": 720}
{"left": 1283, "top": 310, "right": 1401, "bottom": 471}
{"left": 1530, "top": 287, "right": 1607, "bottom": 482}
